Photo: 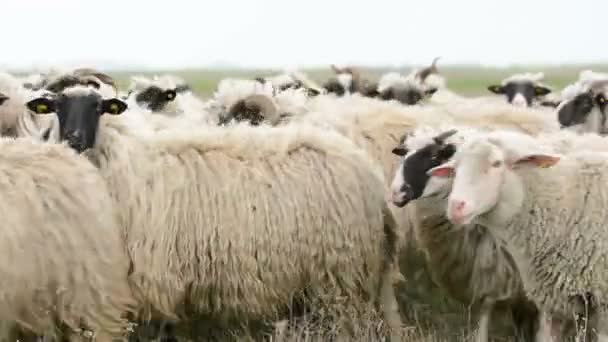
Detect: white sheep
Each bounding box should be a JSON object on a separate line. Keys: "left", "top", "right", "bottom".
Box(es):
{"left": 26, "top": 86, "right": 403, "bottom": 339}
{"left": 428, "top": 129, "right": 608, "bottom": 341}
{"left": 486, "top": 72, "right": 553, "bottom": 107}
{"left": 0, "top": 136, "right": 136, "bottom": 341}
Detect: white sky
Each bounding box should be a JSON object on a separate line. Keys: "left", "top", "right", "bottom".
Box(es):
{"left": 2, "top": 0, "right": 605, "bottom": 70}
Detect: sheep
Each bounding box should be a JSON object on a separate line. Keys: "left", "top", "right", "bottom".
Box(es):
{"left": 372, "top": 57, "right": 455, "bottom": 106}
{"left": 321, "top": 65, "right": 379, "bottom": 97}
{"left": 557, "top": 77, "right": 608, "bottom": 135}
{"left": 0, "top": 136, "right": 136, "bottom": 341}
{"left": 0, "top": 71, "right": 59, "bottom": 141}
{"left": 26, "top": 86, "right": 403, "bottom": 338}
{"left": 388, "top": 126, "right": 553, "bottom": 342}
{"left": 486, "top": 72, "right": 553, "bottom": 107}
{"left": 428, "top": 129, "right": 608, "bottom": 341}
{"left": 208, "top": 78, "right": 311, "bottom": 126}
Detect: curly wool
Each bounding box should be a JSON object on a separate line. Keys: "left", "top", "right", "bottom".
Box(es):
{"left": 0, "top": 137, "right": 135, "bottom": 340}
{"left": 84, "top": 117, "right": 399, "bottom": 326}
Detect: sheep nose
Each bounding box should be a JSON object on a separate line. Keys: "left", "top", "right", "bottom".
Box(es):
{"left": 449, "top": 199, "right": 467, "bottom": 224}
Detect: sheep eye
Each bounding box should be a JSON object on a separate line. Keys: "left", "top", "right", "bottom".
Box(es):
{"left": 491, "top": 160, "right": 502, "bottom": 168}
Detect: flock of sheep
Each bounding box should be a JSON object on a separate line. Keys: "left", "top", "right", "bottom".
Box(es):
{"left": 0, "top": 59, "right": 606, "bottom": 342}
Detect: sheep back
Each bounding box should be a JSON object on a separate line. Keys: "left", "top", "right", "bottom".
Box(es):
{"left": 87, "top": 119, "right": 398, "bottom": 325}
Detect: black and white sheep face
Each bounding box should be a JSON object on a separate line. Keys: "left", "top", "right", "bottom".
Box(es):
{"left": 389, "top": 132, "right": 457, "bottom": 207}
{"left": 487, "top": 81, "right": 551, "bottom": 107}
{"left": 557, "top": 91, "right": 598, "bottom": 128}
{"left": 26, "top": 91, "right": 127, "bottom": 153}
{"left": 380, "top": 86, "right": 437, "bottom": 106}
{"left": 135, "top": 86, "right": 179, "bottom": 112}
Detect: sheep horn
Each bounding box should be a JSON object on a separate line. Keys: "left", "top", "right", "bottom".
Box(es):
{"left": 416, "top": 56, "right": 441, "bottom": 82}
{"left": 243, "top": 94, "right": 279, "bottom": 124}
{"left": 432, "top": 129, "right": 457, "bottom": 145}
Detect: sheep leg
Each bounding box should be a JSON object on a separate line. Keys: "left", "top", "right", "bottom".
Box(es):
{"left": 475, "top": 299, "right": 494, "bottom": 342}
{"left": 377, "top": 206, "right": 402, "bottom": 341}
{"left": 535, "top": 311, "right": 554, "bottom": 342}
{"left": 511, "top": 298, "right": 540, "bottom": 342}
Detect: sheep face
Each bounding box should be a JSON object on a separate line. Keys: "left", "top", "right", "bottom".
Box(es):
{"left": 135, "top": 86, "right": 178, "bottom": 112}
{"left": 428, "top": 136, "right": 560, "bottom": 226}
{"left": 323, "top": 79, "right": 348, "bottom": 96}
{"left": 390, "top": 134, "right": 456, "bottom": 207}
{"left": 557, "top": 91, "right": 607, "bottom": 128}
{"left": 221, "top": 99, "right": 265, "bottom": 126}
{"left": 26, "top": 89, "right": 127, "bottom": 153}
{"left": 380, "top": 86, "right": 437, "bottom": 106}
{"left": 487, "top": 81, "right": 551, "bottom": 107}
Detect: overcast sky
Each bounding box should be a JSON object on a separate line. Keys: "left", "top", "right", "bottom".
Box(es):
{"left": 2, "top": 0, "right": 605, "bottom": 70}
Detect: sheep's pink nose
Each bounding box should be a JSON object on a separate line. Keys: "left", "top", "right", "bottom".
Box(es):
{"left": 449, "top": 200, "right": 467, "bottom": 224}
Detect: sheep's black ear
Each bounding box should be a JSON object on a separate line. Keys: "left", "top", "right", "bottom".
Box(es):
{"left": 391, "top": 146, "right": 408, "bottom": 156}
{"left": 164, "top": 89, "right": 177, "bottom": 101}
{"left": 0, "top": 93, "right": 9, "bottom": 106}
{"left": 540, "top": 100, "right": 561, "bottom": 108}
{"left": 534, "top": 86, "right": 551, "bottom": 97}
{"left": 27, "top": 97, "right": 56, "bottom": 114}
{"left": 487, "top": 85, "right": 505, "bottom": 94}
{"left": 102, "top": 98, "right": 128, "bottom": 115}
{"left": 425, "top": 88, "right": 438, "bottom": 96}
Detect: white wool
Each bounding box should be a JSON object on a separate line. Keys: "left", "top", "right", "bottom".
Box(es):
{"left": 501, "top": 72, "right": 545, "bottom": 85}
{"left": 423, "top": 73, "right": 446, "bottom": 89}
{"left": 337, "top": 73, "right": 354, "bottom": 92}
{"left": 213, "top": 78, "right": 276, "bottom": 110}
{"left": 578, "top": 70, "right": 608, "bottom": 84}
{"left": 265, "top": 73, "right": 296, "bottom": 88}
{"left": 274, "top": 87, "right": 310, "bottom": 117}
{"left": 377, "top": 72, "right": 420, "bottom": 93}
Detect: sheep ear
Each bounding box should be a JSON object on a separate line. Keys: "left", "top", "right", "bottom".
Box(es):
{"left": 540, "top": 100, "right": 561, "bottom": 108}
{"left": 534, "top": 86, "right": 552, "bottom": 96}
{"left": 487, "top": 85, "right": 504, "bottom": 94}
{"left": 512, "top": 154, "right": 560, "bottom": 169}
{"left": 102, "top": 99, "right": 128, "bottom": 115}
{"left": 391, "top": 146, "right": 408, "bottom": 156}
{"left": 427, "top": 160, "right": 455, "bottom": 178}
{"left": 27, "top": 97, "right": 56, "bottom": 114}
{"left": 424, "top": 88, "right": 438, "bottom": 97}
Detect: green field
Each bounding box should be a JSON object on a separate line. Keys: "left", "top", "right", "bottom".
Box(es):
{"left": 107, "top": 64, "right": 608, "bottom": 97}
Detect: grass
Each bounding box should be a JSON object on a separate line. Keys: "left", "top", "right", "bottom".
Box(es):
{"left": 106, "top": 64, "right": 608, "bottom": 98}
